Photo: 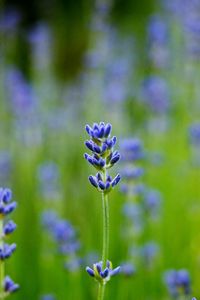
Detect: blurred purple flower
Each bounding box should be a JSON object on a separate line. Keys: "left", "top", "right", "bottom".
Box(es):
{"left": 141, "top": 76, "right": 170, "bottom": 114}
{"left": 189, "top": 122, "right": 200, "bottom": 146}
{"left": 164, "top": 269, "right": 191, "bottom": 297}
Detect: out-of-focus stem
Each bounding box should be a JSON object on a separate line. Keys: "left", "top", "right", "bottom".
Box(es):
{"left": 101, "top": 190, "right": 109, "bottom": 270}
{"left": 97, "top": 284, "right": 105, "bottom": 300}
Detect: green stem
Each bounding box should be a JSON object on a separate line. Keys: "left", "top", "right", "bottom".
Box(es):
{"left": 0, "top": 218, "right": 4, "bottom": 300}
{"left": 102, "top": 191, "right": 109, "bottom": 269}
{"left": 97, "top": 169, "right": 109, "bottom": 300}
{"left": 97, "top": 284, "right": 105, "bottom": 300}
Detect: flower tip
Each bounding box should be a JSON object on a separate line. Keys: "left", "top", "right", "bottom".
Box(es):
{"left": 86, "top": 266, "right": 95, "bottom": 277}
{"left": 111, "top": 266, "right": 121, "bottom": 276}
{"left": 85, "top": 124, "right": 91, "bottom": 135}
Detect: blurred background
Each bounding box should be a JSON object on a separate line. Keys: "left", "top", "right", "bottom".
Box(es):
{"left": 1, "top": 0, "right": 200, "bottom": 299}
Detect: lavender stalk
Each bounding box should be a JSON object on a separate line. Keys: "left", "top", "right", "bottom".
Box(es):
{"left": 84, "top": 122, "right": 121, "bottom": 300}
{"left": 0, "top": 188, "right": 19, "bottom": 299}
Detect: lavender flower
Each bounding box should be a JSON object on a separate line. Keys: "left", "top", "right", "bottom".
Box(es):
{"left": 143, "top": 189, "right": 162, "bottom": 218}
{"left": 140, "top": 242, "right": 159, "bottom": 266}
{"left": 84, "top": 122, "right": 121, "bottom": 299}
{"left": 120, "top": 262, "right": 136, "bottom": 277}
{"left": 147, "top": 14, "right": 169, "bottom": 68}
{"left": 120, "top": 138, "right": 143, "bottom": 162}
{"left": 164, "top": 269, "right": 191, "bottom": 298}
{"left": 42, "top": 211, "right": 81, "bottom": 272}
{"left": 141, "top": 76, "right": 170, "bottom": 114}
{"left": 86, "top": 260, "right": 120, "bottom": 285}
{"left": 37, "top": 162, "right": 61, "bottom": 201}
{"left": 0, "top": 188, "right": 19, "bottom": 297}
{"left": 4, "top": 276, "right": 19, "bottom": 294}
{"left": 84, "top": 122, "right": 121, "bottom": 188}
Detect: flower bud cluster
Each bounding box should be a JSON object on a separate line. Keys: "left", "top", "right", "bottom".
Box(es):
{"left": 0, "top": 189, "right": 17, "bottom": 217}
{"left": 0, "top": 188, "right": 19, "bottom": 297}
{"left": 164, "top": 269, "right": 191, "bottom": 298}
{"left": 86, "top": 260, "right": 120, "bottom": 285}
{"left": 4, "top": 276, "right": 19, "bottom": 294}
{"left": 84, "top": 122, "right": 121, "bottom": 193}
{"left": 42, "top": 210, "right": 81, "bottom": 272}
{"left": 88, "top": 173, "right": 120, "bottom": 194}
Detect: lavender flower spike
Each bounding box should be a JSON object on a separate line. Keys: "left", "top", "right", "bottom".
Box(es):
{"left": 84, "top": 122, "right": 121, "bottom": 190}
{"left": 84, "top": 122, "right": 121, "bottom": 300}
{"left": 0, "top": 188, "right": 19, "bottom": 298}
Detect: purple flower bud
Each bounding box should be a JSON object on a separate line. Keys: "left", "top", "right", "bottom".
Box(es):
{"left": 93, "top": 145, "right": 101, "bottom": 154}
{"left": 110, "top": 153, "right": 120, "bottom": 165}
{"left": 104, "top": 123, "right": 112, "bottom": 137}
{"left": 99, "top": 158, "right": 105, "bottom": 167}
{"left": 98, "top": 181, "right": 105, "bottom": 190}
{"left": 93, "top": 130, "right": 100, "bottom": 139}
{"left": 110, "top": 266, "right": 121, "bottom": 276}
{"left": 97, "top": 172, "right": 102, "bottom": 181}
{"left": 0, "top": 243, "right": 16, "bottom": 260}
{"left": 105, "top": 182, "right": 110, "bottom": 190}
{"left": 92, "top": 158, "right": 100, "bottom": 168}
{"left": 101, "top": 143, "right": 108, "bottom": 153}
{"left": 4, "top": 220, "right": 17, "bottom": 235}
{"left": 106, "top": 260, "right": 111, "bottom": 268}
{"left": 0, "top": 188, "right": 12, "bottom": 204}
{"left": 84, "top": 153, "right": 94, "bottom": 166}
{"left": 96, "top": 262, "right": 102, "bottom": 274}
{"left": 107, "top": 175, "right": 112, "bottom": 182}
{"left": 85, "top": 141, "right": 94, "bottom": 152}
{"left": 86, "top": 267, "right": 95, "bottom": 277}
{"left": 93, "top": 123, "right": 99, "bottom": 131}
{"left": 4, "top": 276, "right": 19, "bottom": 293}
{"left": 101, "top": 268, "right": 109, "bottom": 278}
{"left": 85, "top": 124, "right": 93, "bottom": 135}
{"left": 111, "top": 136, "right": 117, "bottom": 147}
{"left": 3, "top": 202, "right": 17, "bottom": 215}
{"left": 111, "top": 174, "right": 121, "bottom": 187}
{"left": 98, "top": 126, "right": 105, "bottom": 138}
{"left": 88, "top": 176, "right": 98, "bottom": 188}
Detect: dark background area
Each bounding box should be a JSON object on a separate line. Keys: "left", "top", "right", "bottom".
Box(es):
{"left": 2, "top": 0, "right": 156, "bottom": 80}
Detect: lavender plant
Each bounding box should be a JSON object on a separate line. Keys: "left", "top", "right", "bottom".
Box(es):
{"left": 84, "top": 122, "right": 121, "bottom": 300}
{"left": 0, "top": 188, "right": 19, "bottom": 299}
